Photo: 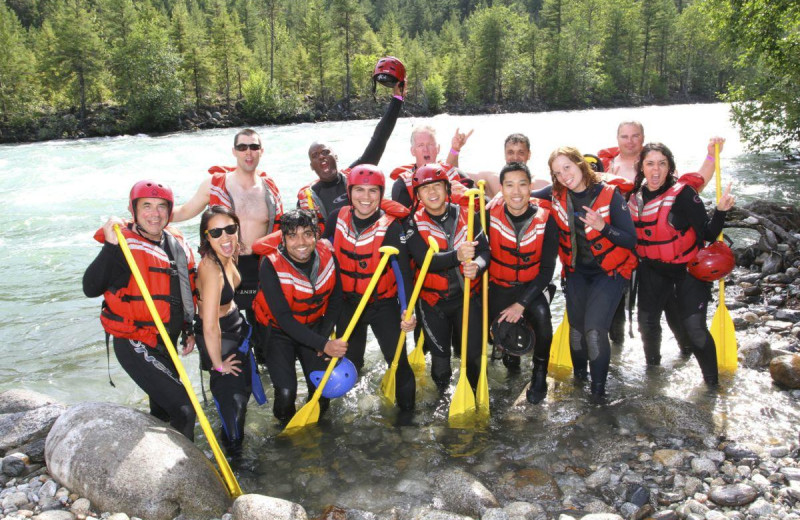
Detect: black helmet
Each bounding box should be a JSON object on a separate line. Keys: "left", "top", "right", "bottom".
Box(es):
{"left": 491, "top": 317, "right": 535, "bottom": 356}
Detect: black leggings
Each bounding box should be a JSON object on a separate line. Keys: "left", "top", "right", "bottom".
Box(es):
{"left": 636, "top": 261, "right": 718, "bottom": 382}
{"left": 337, "top": 297, "right": 416, "bottom": 410}
{"left": 488, "top": 283, "right": 553, "bottom": 368}
{"left": 113, "top": 337, "right": 196, "bottom": 440}
{"left": 417, "top": 295, "right": 482, "bottom": 389}
{"left": 564, "top": 270, "right": 627, "bottom": 391}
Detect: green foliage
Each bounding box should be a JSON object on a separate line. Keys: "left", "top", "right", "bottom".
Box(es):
{"left": 423, "top": 73, "right": 445, "bottom": 112}
{"left": 241, "top": 68, "right": 299, "bottom": 121}
{"left": 0, "top": 1, "right": 37, "bottom": 123}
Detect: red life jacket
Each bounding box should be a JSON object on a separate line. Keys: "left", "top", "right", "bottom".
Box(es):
{"left": 252, "top": 243, "right": 337, "bottom": 329}
{"left": 94, "top": 224, "right": 197, "bottom": 347}
{"left": 603, "top": 174, "right": 634, "bottom": 196}
{"left": 333, "top": 208, "right": 399, "bottom": 301}
{"left": 598, "top": 147, "right": 620, "bottom": 172}
{"left": 208, "top": 166, "right": 283, "bottom": 234}
{"left": 628, "top": 182, "right": 700, "bottom": 264}
{"left": 390, "top": 162, "right": 470, "bottom": 202}
{"left": 551, "top": 183, "right": 638, "bottom": 279}
{"left": 412, "top": 204, "right": 480, "bottom": 306}
{"left": 488, "top": 199, "right": 550, "bottom": 287}
{"left": 295, "top": 168, "right": 352, "bottom": 223}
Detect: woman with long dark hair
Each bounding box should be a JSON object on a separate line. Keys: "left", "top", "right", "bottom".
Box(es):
{"left": 629, "top": 143, "right": 734, "bottom": 385}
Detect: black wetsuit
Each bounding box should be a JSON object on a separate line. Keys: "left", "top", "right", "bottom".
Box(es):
{"left": 635, "top": 181, "right": 727, "bottom": 384}
{"left": 257, "top": 250, "right": 343, "bottom": 421}
{"left": 83, "top": 237, "right": 196, "bottom": 440}
{"left": 403, "top": 203, "right": 491, "bottom": 391}
{"left": 322, "top": 207, "right": 416, "bottom": 410}
{"left": 300, "top": 96, "right": 404, "bottom": 220}
{"left": 533, "top": 184, "right": 637, "bottom": 396}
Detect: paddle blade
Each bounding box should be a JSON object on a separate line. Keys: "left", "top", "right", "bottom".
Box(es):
{"left": 380, "top": 363, "right": 398, "bottom": 403}
{"left": 449, "top": 371, "right": 476, "bottom": 421}
{"left": 475, "top": 273, "right": 490, "bottom": 417}
{"left": 284, "top": 400, "right": 321, "bottom": 431}
{"left": 548, "top": 312, "right": 573, "bottom": 372}
{"left": 408, "top": 334, "right": 426, "bottom": 376}
{"left": 476, "top": 370, "right": 489, "bottom": 417}
{"left": 711, "top": 302, "right": 737, "bottom": 373}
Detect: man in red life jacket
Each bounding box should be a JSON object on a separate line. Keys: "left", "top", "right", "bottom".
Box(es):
{"left": 320, "top": 165, "right": 417, "bottom": 410}
{"left": 389, "top": 125, "right": 472, "bottom": 209}
{"left": 403, "top": 164, "right": 491, "bottom": 392}
{"left": 83, "top": 180, "right": 197, "bottom": 440}
{"left": 297, "top": 83, "right": 405, "bottom": 224}
{"left": 252, "top": 209, "right": 346, "bottom": 422}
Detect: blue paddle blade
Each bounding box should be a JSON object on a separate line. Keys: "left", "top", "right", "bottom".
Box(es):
{"left": 391, "top": 257, "right": 407, "bottom": 315}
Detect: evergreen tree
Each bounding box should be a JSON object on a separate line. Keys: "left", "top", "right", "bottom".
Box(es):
{"left": 172, "top": 0, "right": 213, "bottom": 108}
{"left": 209, "top": 0, "right": 249, "bottom": 108}
{"left": 301, "top": 0, "right": 333, "bottom": 108}
{"left": 0, "top": 1, "right": 37, "bottom": 123}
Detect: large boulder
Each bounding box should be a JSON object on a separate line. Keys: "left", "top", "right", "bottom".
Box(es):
{"left": 0, "top": 389, "right": 65, "bottom": 454}
{"left": 45, "top": 402, "right": 231, "bottom": 520}
{"left": 231, "top": 494, "right": 307, "bottom": 520}
{"left": 770, "top": 354, "right": 800, "bottom": 389}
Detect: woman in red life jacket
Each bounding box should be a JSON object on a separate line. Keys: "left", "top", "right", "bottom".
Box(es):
{"left": 253, "top": 209, "right": 346, "bottom": 423}
{"left": 83, "top": 180, "right": 197, "bottom": 439}
{"left": 194, "top": 206, "right": 257, "bottom": 457}
{"left": 533, "top": 148, "right": 638, "bottom": 400}
{"left": 320, "top": 165, "right": 417, "bottom": 411}
{"left": 486, "top": 162, "right": 559, "bottom": 404}
{"left": 629, "top": 143, "right": 735, "bottom": 386}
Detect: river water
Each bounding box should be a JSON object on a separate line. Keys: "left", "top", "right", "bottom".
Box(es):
{"left": 1, "top": 103, "right": 798, "bottom": 515}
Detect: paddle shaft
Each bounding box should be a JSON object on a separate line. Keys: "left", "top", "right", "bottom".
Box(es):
{"left": 476, "top": 181, "right": 490, "bottom": 414}
{"left": 112, "top": 225, "right": 242, "bottom": 498}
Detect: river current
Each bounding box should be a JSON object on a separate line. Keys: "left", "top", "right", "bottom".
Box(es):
{"left": 1, "top": 103, "right": 798, "bottom": 514}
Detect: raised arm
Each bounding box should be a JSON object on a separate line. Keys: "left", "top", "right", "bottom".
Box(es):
{"left": 172, "top": 176, "right": 212, "bottom": 222}
{"left": 348, "top": 83, "right": 405, "bottom": 168}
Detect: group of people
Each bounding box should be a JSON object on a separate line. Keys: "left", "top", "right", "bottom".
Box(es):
{"left": 83, "top": 82, "right": 736, "bottom": 456}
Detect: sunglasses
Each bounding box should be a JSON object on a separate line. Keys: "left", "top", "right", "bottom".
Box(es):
{"left": 234, "top": 143, "right": 262, "bottom": 151}
{"left": 206, "top": 224, "right": 239, "bottom": 239}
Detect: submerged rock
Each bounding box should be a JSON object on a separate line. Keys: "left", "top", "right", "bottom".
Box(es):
{"left": 494, "top": 467, "right": 562, "bottom": 502}
{"left": 737, "top": 338, "right": 772, "bottom": 368}
{"left": 770, "top": 354, "right": 800, "bottom": 388}
{"left": 709, "top": 483, "right": 759, "bottom": 506}
{"left": 432, "top": 468, "right": 499, "bottom": 517}
{"left": 45, "top": 402, "right": 231, "bottom": 520}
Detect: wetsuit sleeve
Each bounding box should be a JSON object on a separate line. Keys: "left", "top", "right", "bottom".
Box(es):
{"left": 391, "top": 177, "right": 413, "bottom": 208}
{"left": 672, "top": 187, "right": 728, "bottom": 243}
{"left": 258, "top": 257, "right": 329, "bottom": 352}
{"left": 348, "top": 97, "right": 403, "bottom": 168}
{"left": 386, "top": 221, "right": 414, "bottom": 303}
{"left": 319, "top": 259, "right": 342, "bottom": 339}
{"left": 599, "top": 190, "right": 637, "bottom": 250}
{"left": 403, "top": 217, "right": 460, "bottom": 272}
{"left": 517, "top": 216, "right": 558, "bottom": 308}
{"left": 531, "top": 185, "right": 553, "bottom": 200}
{"left": 321, "top": 208, "right": 341, "bottom": 242}
{"left": 82, "top": 243, "right": 131, "bottom": 297}
{"left": 472, "top": 218, "right": 490, "bottom": 273}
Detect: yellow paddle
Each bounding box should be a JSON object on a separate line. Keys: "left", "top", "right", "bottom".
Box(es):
{"left": 448, "top": 188, "right": 480, "bottom": 422}
{"left": 710, "top": 144, "right": 737, "bottom": 372}
{"left": 548, "top": 311, "right": 573, "bottom": 372}
{"left": 113, "top": 225, "right": 242, "bottom": 498}
{"left": 381, "top": 236, "right": 439, "bottom": 403}
{"left": 475, "top": 180, "right": 490, "bottom": 417}
{"left": 284, "top": 246, "right": 399, "bottom": 432}
{"left": 305, "top": 189, "right": 315, "bottom": 210}
{"left": 407, "top": 333, "right": 426, "bottom": 376}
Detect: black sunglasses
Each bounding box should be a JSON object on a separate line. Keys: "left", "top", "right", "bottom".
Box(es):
{"left": 234, "top": 143, "right": 262, "bottom": 151}
{"left": 206, "top": 224, "right": 239, "bottom": 239}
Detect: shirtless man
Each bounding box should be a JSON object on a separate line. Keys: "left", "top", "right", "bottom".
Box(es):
{"left": 172, "top": 129, "right": 283, "bottom": 355}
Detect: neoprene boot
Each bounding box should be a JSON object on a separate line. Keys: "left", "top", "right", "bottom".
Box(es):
{"left": 273, "top": 387, "right": 296, "bottom": 423}
{"left": 586, "top": 329, "right": 611, "bottom": 402}
{"left": 638, "top": 312, "right": 662, "bottom": 366}
{"left": 683, "top": 315, "right": 719, "bottom": 387}
{"left": 609, "top": 299, "right": 626, "bottom": 345}
{"left": 431, "top": 356, "right": 452, "bottom": 394}
{"left": 526, "top": 359, "right": 548, "bottom": 404}
{"left": 665, "top": 296, "right": 692, "bottom": 356}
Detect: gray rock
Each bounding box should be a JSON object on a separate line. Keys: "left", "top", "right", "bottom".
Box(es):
{"left": 650, "top": 511, "right": 678, "bottom": 520}
{"left": 212, "top": 111, "right": 223, "bottom": 119}
{"left": 704, "top": 511, "right": 726, "bottom": 520}
{"left": 769, "top": 446, "right": 789, "bottom": 458}
{"left": 412, "top": 507, "right": 474, "bottom": 520}
{"left": 618, "top": 502, "right": 639, "bottom": 518}
{"left": 770, "top": 354, "right": 800, "bottom": 388}
{"left": 762, "top": 252, "right": 783, "bottom": 275}
{"left": 653, "top": 450, "right": 686, "bottom": 467}
{"left": 775, "top": 309, "right": 800, "bottom": 322}
{"left": 0, "top": 404, "right": 65, "bottom": 453}
{"left": 69, "top": 498, "right": 91, "bottom": 516}
{"left": 709, "top": 483, "right": 759, "bottom": 506}
{"left": 107, "top": 514, "right": 130, "bottom": 520}
{"left": 32, "top": 512, "right": 76, "bottom": 520}
{"left": 746, "top": 498, "right": 772, "bottom": 516}
{"left": 0, "top": 390, "right": 59, "bottom": 414}
{"left": 3, "top": 490, "right": 29, "bottom": 508}
{"left": 482, "top": 508, "right": 510, "bottom": 520}
{"left": 586, "top": 467, "right": 612, "bottom": 488}
{"left": 691, "top": 457, "right": 718, "bottom": 476}
{"left": 781, "top": 467, "right": 800, "bottom": 481}
{"left": 742, "top": 312, "right": 760, "bottom": 324}
{"left": 723, "top": 443, "right": 761, "bottom": 461}
{"left": 45, "top": 402, "right": 231, "bottom": 520}
{"left": 684, "top": 476, "right": 703, "bottom": 496}
{"left": 433, "top": 468, "right": 499, "bottom": 517}
{"left": 2, "top": 453, "right": 30, "bottom": 477}
{"left": 502, "top": 501, "right": 546, "bottom": 520}
{"left": 766, "top": 320, "right": 793, "bottom": 331}
{"left": 738, "top": 338, "right": 773, "bottom": 368}
{"left": 19, "top": 436, "right": 47, "bottom": 463}
{"left": 579, "top": 515, "right": 624, "bottom": 520}
{"left": 231, "top": 494, "right": 306, "bottom": 520}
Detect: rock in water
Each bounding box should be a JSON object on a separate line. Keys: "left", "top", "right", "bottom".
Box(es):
{"left": 769, "top": 354, "right": 800, "bottom": 389}
{"left": 433, "top": 468, "right": 499, "bottom": 517}
{"left": 709, "top": 483, "right": 759, "bottom": 507}
{"left": 737, "top": 338, "right": 772, "bottom": 368}
{"left": 45, "top": 402, "right": 231, "bottom": 520}
{"left": 0, "top": 389, "right": 59, "bottom": 414}
{"left": 231, "top": 494, "right": 308, "bottom": 520}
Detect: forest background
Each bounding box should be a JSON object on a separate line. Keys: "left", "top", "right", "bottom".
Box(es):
{"left": 0, "top": 0, "right": 797, "bottom": 153}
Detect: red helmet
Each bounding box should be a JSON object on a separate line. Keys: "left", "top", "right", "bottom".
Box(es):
{"left": 347, "top": 164, "right": 385, "bottom": 200}
{"left": 412, "top": 164, "right": 449, "bottom": 193}
{"left": 373, "top": 56, "right": 406, "bottom": 88}
{"left": 687, "top": 241, "right": 736, "bottom": 282}
{"left": 129, "top": 179, "right": 174, "bottom": 218}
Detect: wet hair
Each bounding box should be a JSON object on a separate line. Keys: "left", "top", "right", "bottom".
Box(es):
{"left": 234, "top": 128, "right": 260, "bottom": 147}
{"left": 410, "top": 125, "right": 436, "bottom": 146}
{"left": 280, "top": 209, "right": 319, "bottom": 238}
{"left": 499, "top": 162, "right": 532, "bottom": 185}
{"left": 633, "top": 142, "right": 678, "bottom": 193}
{"left": 548, "top": 146, "right": 600, "bottom": 196}
{"left": 617, "top": 121, "right": 644, "bottom": 136}
{"left": 198, "top": 205, "right": 241, "bottom": 260}
{"left": 504, "top": 133, "right": 530, "bottom": 151}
